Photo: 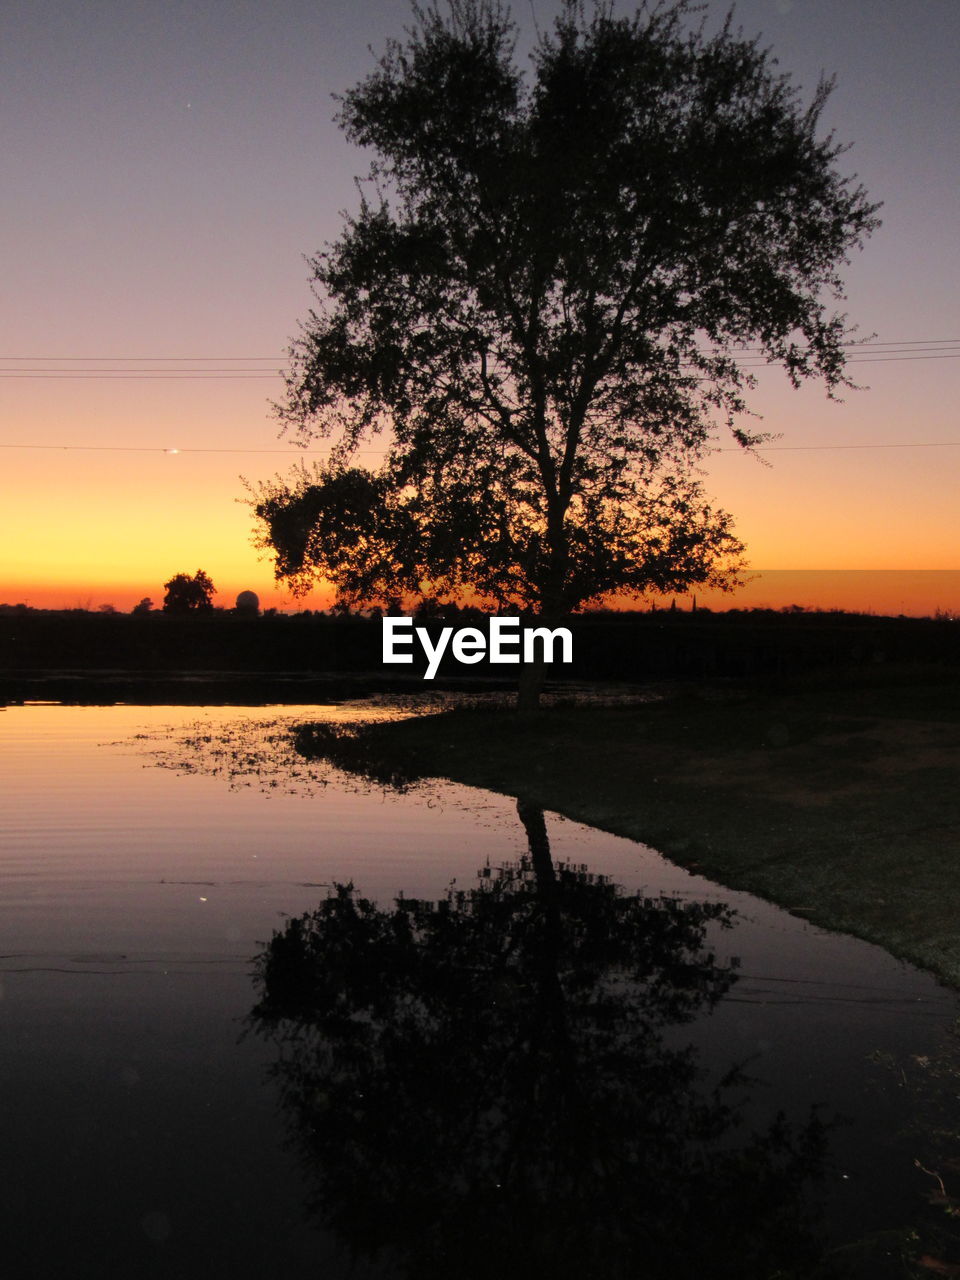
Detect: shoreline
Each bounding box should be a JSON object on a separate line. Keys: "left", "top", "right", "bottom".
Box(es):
{"left": 292, "top": 667, "right": 960, "bottom": 990}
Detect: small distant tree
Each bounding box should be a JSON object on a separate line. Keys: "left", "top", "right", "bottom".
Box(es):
{"left": 97, "top": 603, "right": 118, "bottom": 614}
{"left": 131, "top": 597, "right": 154, "bottom": 615}
{"left": 162, "top": 570, "right": 215, "bottom": 614}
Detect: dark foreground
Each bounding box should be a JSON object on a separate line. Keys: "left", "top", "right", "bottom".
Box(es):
{"left": 3, "top": 693, "right": 960, "bottom": 1277}
{"left": 296, "top": 665, "right": 960, "bottom": 989}
{"left": 2, "top": 607, "right": 957, "bottom": 692}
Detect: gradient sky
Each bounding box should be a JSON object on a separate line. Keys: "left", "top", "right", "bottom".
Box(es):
{"left": 2, "top": 0, "right": 958, "bottom": 614}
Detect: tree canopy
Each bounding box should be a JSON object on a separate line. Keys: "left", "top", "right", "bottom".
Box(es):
{"left": 253, "top": 0, "right": 878, "bottom": 617}
{"left": 162, "top": 569, "right": 215, "bottom": 614}
{"left": 250, "top": 802, "right": 827, "bottom": 1278}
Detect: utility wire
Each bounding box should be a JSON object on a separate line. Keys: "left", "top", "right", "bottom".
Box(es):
{"left": 0, "top": 355, "right": 281, "bottom": 361}
{"left": 0, "top": 444, "right": 341, "bottom": 454}
{"left": 0, "top": 373, "right": 279, "bottom": 379}
{"left": 712, "top": 440, "right": 960, "bottom": 453}
{"left": 2, "top": 350, "right": 958, "bottom": 377}
{"left": 1, "top": 335, "right": 956, "bottom": 453}
{"left": 2, "top": 441, "right": 958, "bottom": 456}
{"left": 1, "top": 338, "right": 959, "bottom": 378}
{"left": 2, "top": 338, "right": 959, "bottom": 360}
{"left": 0, "top": 443, "right": 388, "bottom": 455}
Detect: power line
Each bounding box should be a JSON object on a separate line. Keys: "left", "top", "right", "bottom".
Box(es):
{"left": 2, "top": 440, "right": 958, "bottom": 456}
{"left": 0, "top": 444, "right": 326, "bottom": 454}
{"left": 707, "top": 338, "right": 960, "bottom": 353}
{"left": 0, "top": 373, "right": 279, "bottom": 379}
{"left": 713, "top": 440, "right": 960, "bottom": 453}
{"left": 1, "top": 337, "right": 959, "bottom": 380}
{"left": 0, "top": 443, "right": 386, "bottom": 455}
{"left": 0, "top": 355, "right": 282, "bottom": 361}
{"left": 2, "top": 350, "right": 958, "bottom": 378}
{"left": 2, "top": 338, "right": 959, "bottom": 360}
{"left": 0, "top": 367, "right": 280, "bottom": 372}
{"left": 4, "top": 355, "right": 955, "bottom": 375}
{"left": 712, "top": 353, "right": 960, "bottom": 368}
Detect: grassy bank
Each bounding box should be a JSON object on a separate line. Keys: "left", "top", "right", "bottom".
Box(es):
{"left": 301, "top": 666, "right": 960, "bottom": 988}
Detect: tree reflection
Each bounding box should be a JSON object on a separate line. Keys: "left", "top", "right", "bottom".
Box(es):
{"left": 250, "top": 800, "right": 830, "bottom": 1279}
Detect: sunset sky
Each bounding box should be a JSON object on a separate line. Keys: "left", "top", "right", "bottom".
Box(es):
{"left": 2, "top": 0, "right": 958, "bottom": 616}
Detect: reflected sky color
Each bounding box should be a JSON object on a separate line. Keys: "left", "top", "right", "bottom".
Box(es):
{"left": 2, "top": 0, "right": 958, "bottom": 611}
{"left": 2, "top": 702, "right": 957, "bottom": 1273}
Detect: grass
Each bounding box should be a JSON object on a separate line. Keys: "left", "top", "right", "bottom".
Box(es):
{"left": 306, "top": 665, "right": 960, "bottom": 989}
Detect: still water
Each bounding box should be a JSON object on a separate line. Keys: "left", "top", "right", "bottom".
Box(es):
{"left": 1, "top": 702, "right": 956, "bottom": 1278}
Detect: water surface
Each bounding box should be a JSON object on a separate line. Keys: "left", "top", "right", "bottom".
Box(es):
{"left": 1, "top": 702, "right": 954, "bottom": 1276}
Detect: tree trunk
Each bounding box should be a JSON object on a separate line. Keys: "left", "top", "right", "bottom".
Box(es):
{"left": 516, "top": 798, "right": 555, "bottom": 889}
{"left": 514, "top": 597, "right": 563, "bottom": 714}
{"left": 516, "top": 649, "right": 546, "bottom": 715}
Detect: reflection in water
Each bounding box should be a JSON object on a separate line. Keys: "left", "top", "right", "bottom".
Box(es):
{"left": 250, "top": 800, "right": 830, "bottom": 1279}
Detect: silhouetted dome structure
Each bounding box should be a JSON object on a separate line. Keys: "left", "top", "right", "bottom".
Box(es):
{"left": 235, "top": 590, "right": 260, "bottom": 615}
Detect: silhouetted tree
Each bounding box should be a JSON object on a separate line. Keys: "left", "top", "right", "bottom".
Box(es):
{"left": 162, "top": 569, "right": 215, "bottom": 614}
{"left": 250, "top": 802, "right": 828, "bottom": 1279}
{"left": 252, "top": 0, "right": 877, "bottom": 644}
{"left": 131, "top": 597, "right": 154, "bottom": 614}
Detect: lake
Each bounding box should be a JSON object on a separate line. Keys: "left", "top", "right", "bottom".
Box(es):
{"left": 1, "top": 701, "right": 955, "bottom": 1277}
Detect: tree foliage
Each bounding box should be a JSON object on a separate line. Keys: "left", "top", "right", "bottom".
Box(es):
{"left": 162, "top": 569, "right": 215, "bottom": 614}
{"left": 253, "top": 0, "right": 878, "bottom": 616}
{"left": 250, "top": 803, "right": 828, "bottom": 1278}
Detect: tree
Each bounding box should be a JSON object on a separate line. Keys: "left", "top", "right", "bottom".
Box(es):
{"left": 250, "top": 802, "right": 828, "bottom": 1279}
{"left": 252, "top": 0, "right": 877, "bottom": 625}
{"left": 131, "top": 597, "right": 154, "bottom": 615}
{"left": 162, "top": 569, "right": 215, "bottom": 614}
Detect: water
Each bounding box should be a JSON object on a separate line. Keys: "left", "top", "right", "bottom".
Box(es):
{"left": 0, "top": 702, "right": 955, "bottom": 1277}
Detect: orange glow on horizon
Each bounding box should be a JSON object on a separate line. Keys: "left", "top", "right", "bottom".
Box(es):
{"left": 2, "top": 392, "right": 956, "bottom": 618}
{"left": 3, "top": 2, "right": 959, "bottom": 640}
{"left": 2, "top": 348, "right": 956, "bottom": 620}
{"left": 6, "top": 572, "right": 958, "bottom": 620}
